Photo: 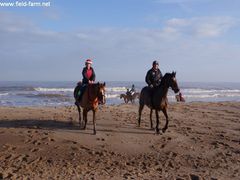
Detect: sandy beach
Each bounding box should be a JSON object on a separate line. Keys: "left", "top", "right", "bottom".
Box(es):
{"left": 0, "top": 102, "right": 239, "bottom": 179}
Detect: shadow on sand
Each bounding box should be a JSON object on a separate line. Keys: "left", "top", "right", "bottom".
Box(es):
{"left": 0, "top": 119, "right": 155, "bottom": 135}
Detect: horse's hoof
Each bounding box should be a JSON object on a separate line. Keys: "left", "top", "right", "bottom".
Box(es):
{"left": 93, "top": 131, "right": 96, "bottom": 135}
{"left": 162, "top": 128, "right": 167, "bottom": 133}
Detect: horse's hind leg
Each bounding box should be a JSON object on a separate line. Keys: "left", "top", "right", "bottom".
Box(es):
{"left": 138, "top": 103, "right": 144, "bottom": 127}
{"left": 83, "top": 109, "right": 88, "bottom": 130}
{"left": 162, "top": 108, "right": 169, "bottom": 133}
{"left": 75, "top": 102, "right": 81, "bottom": 127}
{"left": 92, "top": 110, "right": 96, "bottom": 135}
{"left": 155, "top": 110, "right": 160, "bottom": 134}
{"left": 150, "top": 108, "right": 153, "bottom": 129}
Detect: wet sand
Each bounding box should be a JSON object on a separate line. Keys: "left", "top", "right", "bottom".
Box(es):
{"left": 0, "top": 102, "right": 239, "bottom": 179}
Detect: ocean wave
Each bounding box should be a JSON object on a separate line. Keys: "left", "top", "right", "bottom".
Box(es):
{"left": 32, "top": 93, "right": 70, "bottom": 98}
{"left": 34, "top": 87, "right": 74, "bottom": 92}
{"left": 168, "top": 93, "right": 240, "bottom": 99}
{"left": 183, "top": 88, "right": 240, "bottom": 94}
{"left": 0, "top": 93, "right": 9, "bottom": 96}
{"left": 0, "top": 86, "right": 35, "bottom": 92}
{"left": 106, "top": 94, "right": 120, "bottom": 99}
{"left": 187, "top": 94, "right": 240, "bottom": 98}
{"left": 106, "top": 87, "right": 127, "bottom": 92}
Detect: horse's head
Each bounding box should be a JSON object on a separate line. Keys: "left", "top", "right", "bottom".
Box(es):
{"left": 169, "top": 71, "right": 180, "bottom": 93}
{"left": 162, "top": 72, "right": 180, "bottom": 93}
{"left": 97, "top": 82, "right": 106, "bottom": 104}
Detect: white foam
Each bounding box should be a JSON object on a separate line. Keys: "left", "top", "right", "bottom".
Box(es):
{"left": 106, "top": 94, "right": 120, "bottom": 99}
{"left": 106, "top": 87, "right": 127, "bottom": 92}
{"left": 0, "top": 93, "right": 9, "bottom": 96}
{"left": 169, "top": 93, "right": 240, "bottom": 99}
{"left": 34, "top": 87, "right": 74, "bottom": 92}
{"left": 183, "top": 88, "right": 240, "bottom": 94}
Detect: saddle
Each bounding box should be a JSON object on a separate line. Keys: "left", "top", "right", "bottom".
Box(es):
{"left": 74, "top": 82, "right": 87, "bottom": 102}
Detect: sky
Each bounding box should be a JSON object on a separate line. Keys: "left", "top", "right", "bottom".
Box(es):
{"left": 0, "top": 0, "right": 240, "bottom": 82}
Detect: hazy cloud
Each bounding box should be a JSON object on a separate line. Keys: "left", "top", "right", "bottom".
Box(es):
{"left": 0, "top": 12, "right": 240, "bottom": 81}
{"left": 165, "top": 16, "right": 238, "bottom": 38}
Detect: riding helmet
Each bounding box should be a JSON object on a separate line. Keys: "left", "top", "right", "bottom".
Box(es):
{"left": 152, "top": 60, "right": 159, "bottom": 66}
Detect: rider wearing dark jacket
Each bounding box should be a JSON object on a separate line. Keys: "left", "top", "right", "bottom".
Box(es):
{"left": 82, "top": 59, "right": 96, "bottom": 84}
{"left": 145, "top": 60, "right": 163, "bottom": 88}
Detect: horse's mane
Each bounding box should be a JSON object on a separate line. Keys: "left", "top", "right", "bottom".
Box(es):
{"left": 159, "top": 73, "right": 172, "bottom": 87}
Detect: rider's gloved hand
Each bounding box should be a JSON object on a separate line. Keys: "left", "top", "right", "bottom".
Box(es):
{"left": 150, "top": 84, "right": 153, "bottom": 88}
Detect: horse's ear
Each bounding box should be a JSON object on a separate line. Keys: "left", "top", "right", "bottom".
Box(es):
{"left": 97, "top": 82, "right": 100, "bottom": 85}
{"left": 172, "top": 71, "right": 176, "bottom": 77}
{"left": 103, "top": 82, "right": 106, "bottom": 86}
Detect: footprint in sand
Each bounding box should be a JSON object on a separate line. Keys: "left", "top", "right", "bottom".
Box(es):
{"left": 30, "top": 148, "right": 40, "bottom": 152}
{"left": 189, "top": 174, "right": 201, "bottom": 180}
{"left": 32, "top": 140, "right": 41, "bottom": 145}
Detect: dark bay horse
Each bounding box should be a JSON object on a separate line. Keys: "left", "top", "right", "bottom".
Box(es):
{"left": 138, "top": 72, "right": 179, "bottom": 134}
{"left": 120, "top": 92, "right": 140, "bottom": 104}
{"left": 120, "top": 94, "right": 129, "bottom": 103}
{"left": 74, "top": 82, "right": 106, "bottom": 134}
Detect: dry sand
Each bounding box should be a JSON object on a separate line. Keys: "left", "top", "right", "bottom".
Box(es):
{"left": 0, "top": 102, "right": 239, "bottom": 179}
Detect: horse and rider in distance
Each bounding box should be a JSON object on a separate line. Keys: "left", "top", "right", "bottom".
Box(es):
{"left": 120, "top": 84, "right": 140, "bottom": 104}
{"left": 73, "top": 58, "right": 184, "bottom": 135}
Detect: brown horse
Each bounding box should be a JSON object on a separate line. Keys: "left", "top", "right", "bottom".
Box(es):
{"left": 120, "top": 92, "right": 140, "bottom": 104}
{"left": 120, "top": 94, "right": 129, "bottom": 103}
{"left": 74, "top": 82, "right": 106, "bottom": 134}
{"left": 138, "top": 72, "right": 179, "bottom": 134}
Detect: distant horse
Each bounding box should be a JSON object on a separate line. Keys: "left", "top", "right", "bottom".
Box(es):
{"left": 74, "top": 82, "right": 106, "bottom": 134}
{"left": 138, "top": 72, "right": 179, "bottom": 134}
{"left": 120, "top": 92, "right": 140, "bottom": 104}
{"left": 120, "top": 94, "right": 129, "bottom": 103}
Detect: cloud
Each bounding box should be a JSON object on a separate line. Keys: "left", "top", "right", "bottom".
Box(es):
{"left": 0, "top": 12, "right": 240, "bottom": 82}
{"left": 164, "top": 16, "right": 238, "bottom": 38}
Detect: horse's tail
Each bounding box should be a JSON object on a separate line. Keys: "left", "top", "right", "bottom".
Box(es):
{"left": 139, "top": 87, "right": 147, "bottom": 105}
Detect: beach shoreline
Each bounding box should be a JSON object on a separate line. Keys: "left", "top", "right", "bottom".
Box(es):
{"left": 0, "top": 102, "right": 239, "bottom": 179}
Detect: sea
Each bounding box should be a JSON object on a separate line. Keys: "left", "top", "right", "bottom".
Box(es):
{"left": 0, "top": 81, "right": 240, "bottom": 107}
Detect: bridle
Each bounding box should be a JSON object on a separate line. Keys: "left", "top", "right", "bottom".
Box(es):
{"left": 97, "top": 85, "right": 106, "bottom": 104}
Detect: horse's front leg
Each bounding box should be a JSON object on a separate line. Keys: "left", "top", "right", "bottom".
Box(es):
{"left": 75, "top": 102, "right": 81, "bottom": 127}
{"left": 155, "top": 109, "right": 160, "bottom": 134}
{"left": 150, "top": 108, "right": 153, "bottom": 129}
{"left": 92, "top": 109, "right": 96, "bottom": 135}
{"left": 162, "top": 107, "right": 168, "bottom": 133}
{"left": 138, "top": 103, "right": 144, "bottom": 127}
{"left": 83, "top": 109, "right": 88, "bottom": 129}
